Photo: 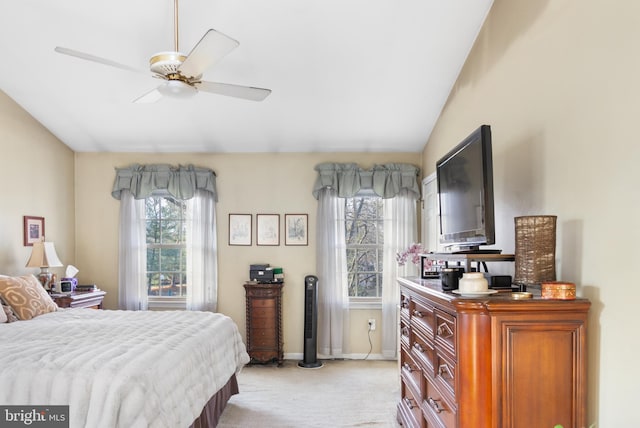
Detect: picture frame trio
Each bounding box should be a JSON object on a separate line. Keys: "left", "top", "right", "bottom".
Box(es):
{"left": 229, "top": 213, "right": 308, "bottom": 247}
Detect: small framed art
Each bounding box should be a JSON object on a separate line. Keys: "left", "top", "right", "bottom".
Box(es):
{"left": 256, "top": 214, "right": 280, "bottom": 246}
{"left": 23, "top": 216, "right": 45, "bottom": 246}
{"left": 285, "top": 214, "right": 308, "bottom": 246}
{"left": 229, "top": 214, "right": 252, "bottom": 246}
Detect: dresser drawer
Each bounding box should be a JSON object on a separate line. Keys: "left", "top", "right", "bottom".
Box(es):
{"left": 401, "top": 317, "right": 411, "bottom": 350}
{"left": 434, "top": 309, "right": 456, "bottom": 359}
{"left": 401, "top": 291, "right": 411, "bottom": 319}
{"left": 411, "top": 297, "right": 435, "bottom": 338}
{"left": 247, "top": 287, "right": 281, "bottom": 298}
{"left": 434, "top": 352, "right": 456, "bottom": 401}
{"left": 251, "top": 298, "right": 276, "bottom": 308}
{"left": 251, "top": 307, "right": 276, "bottom": 318}
{"left": 410, "top": 326, "right": 435, "bottom": 376}
{"left": 399, "top": 380, "right": 425, "bottom": 428}
{"left": 423, "top": 374, "right": 457, "bottom": 428}
{"left": 401, "top": 348, "right": 423, "bottom": 398}
{"left": 250, "top": 315, "right": 276, "bottom": 329}
{"left": 250, "top": 329, "right": 277, "bottom": 347}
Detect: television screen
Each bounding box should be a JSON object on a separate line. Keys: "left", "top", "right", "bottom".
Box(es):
{"left": 436, "top": 125, "right": 495, "bottom": 252}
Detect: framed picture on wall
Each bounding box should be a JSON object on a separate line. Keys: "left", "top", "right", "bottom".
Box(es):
{"left": 285, "top": 214, "right": 308, "bottom": 246}
{"left": 256, "top": 214, "right": 280, "bottom": 246}
{"left": 23, "top": 216, "right": 45, "bottom": 246}
{"left": 229, "top": 214, "right": 252, "bottom": 246}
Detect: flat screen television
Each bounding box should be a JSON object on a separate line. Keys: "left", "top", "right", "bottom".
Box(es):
{"left": 436, "top": 125, "right": 497, "bottom": 253}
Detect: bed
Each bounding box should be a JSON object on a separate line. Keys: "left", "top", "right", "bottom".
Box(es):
{"left": 0, "top": 276, "right": 250, "bottom": 428}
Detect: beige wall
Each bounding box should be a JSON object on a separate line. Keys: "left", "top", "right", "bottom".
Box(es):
{"left": 5, "top": 0, "right": 634, "bottom": 422}
{"left": 0, "top": 83, "right": 416, "bottom": 359}
{"left": 75, "top": 152, "right": 418, "bottom": 358}
{"left": 423, "top": 0, "right": 640, "bottom": 425}
{"left": 0, "top": 91, "right": 75, "bottom": 279}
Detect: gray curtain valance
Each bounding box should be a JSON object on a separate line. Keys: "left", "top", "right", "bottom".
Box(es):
{"left": 312, "top": 162, "right": 421, "bottom": 199}
{"left": 111, "top": 164, "right": 217, "bottom": 201}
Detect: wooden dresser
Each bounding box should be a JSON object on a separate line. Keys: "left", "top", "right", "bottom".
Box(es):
{"left": 243, "top": 281, "right": 284, "bottom": 365}
{"left": 397, "top": 277, "right": 590, "bottom": 428}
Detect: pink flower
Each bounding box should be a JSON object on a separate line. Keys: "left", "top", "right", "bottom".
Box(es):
{"left": 396, "top": 243, "right": 426, "bottom": 267}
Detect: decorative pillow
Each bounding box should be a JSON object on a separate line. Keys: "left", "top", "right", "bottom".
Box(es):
{"left": 0, "top": 299, "right": 19, "bottom": 323}
{"left": 0, "top": 301, "right": 7, "bottom": 323}
{"left": 0, "top": 275, "right": 58, "bottom": 320}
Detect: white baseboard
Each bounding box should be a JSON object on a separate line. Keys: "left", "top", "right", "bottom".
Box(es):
{"left": 283, "top": 353, "right": 395, "bottom": 361}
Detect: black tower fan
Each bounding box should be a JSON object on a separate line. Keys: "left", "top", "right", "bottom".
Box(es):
{"left": 298, "top": 275, "right": 323, "bottom": 368}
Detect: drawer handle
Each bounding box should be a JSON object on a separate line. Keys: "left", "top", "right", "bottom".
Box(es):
{"left": 412, "top": 310, "right": 423, "bottom": 318}
{"left": 401, "top": 327, "right": 410, "bottom": 337}
{"left": 437, "top": 322, "right": 454, "bottom": 338}
{"left": 427, "top": 397, "right": 444, "bottom": 413}
{"left": 403, "top": 362, "right": 415, "bottom": 373}
{"left": 412, "top": 342, "right": 424, "bottom": 353}
{"left": 403, "top": 397, "right": 416, "bottom": 410}
{"left": 438, "top": 364, "right": 454, "bottom": 380}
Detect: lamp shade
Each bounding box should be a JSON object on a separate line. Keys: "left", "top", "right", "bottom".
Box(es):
{"left": 25, "top": 241, "right": 63, "bottom": 268}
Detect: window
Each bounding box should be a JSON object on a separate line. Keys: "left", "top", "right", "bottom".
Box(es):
{"left": 145, "top": 195, "right": 188, "bottom": 298}
{"left": 345, "top": 196, "right": 384, "bottom": 299}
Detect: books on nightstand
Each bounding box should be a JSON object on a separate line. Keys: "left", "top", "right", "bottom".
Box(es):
{"left": 75, "top": 284, "right": 99, "bottom": 292}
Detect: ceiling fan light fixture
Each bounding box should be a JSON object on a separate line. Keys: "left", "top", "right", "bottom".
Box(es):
{"left": 158, "top": 80, "right": 197, "bottom": 99}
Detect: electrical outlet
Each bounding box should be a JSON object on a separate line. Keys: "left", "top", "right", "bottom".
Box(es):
{"left": 368, "top": 318, "right": 376, "bottom": 331}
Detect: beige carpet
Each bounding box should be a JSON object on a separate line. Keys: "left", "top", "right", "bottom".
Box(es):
{"left": 217, "top": 359, "right": 401, "bottom": 428}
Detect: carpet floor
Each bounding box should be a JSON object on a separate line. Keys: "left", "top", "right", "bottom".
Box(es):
{"left": 217, "top": 359, "right": 401, "bottom": 428}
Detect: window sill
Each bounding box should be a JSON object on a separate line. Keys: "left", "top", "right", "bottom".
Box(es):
{"left": 148, "top": 297, "right": 186, "bottom": 310}
{"left": 349, "top": 299, "right": 382, "bottom": 310}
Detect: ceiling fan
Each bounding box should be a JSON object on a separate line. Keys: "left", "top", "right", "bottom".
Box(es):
{"left": 54, "top": 0, "right": 271, "bottom": 102}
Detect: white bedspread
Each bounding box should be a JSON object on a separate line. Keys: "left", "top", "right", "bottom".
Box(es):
{"left": 0, "top": 309, "right": 250, "bottom": 428}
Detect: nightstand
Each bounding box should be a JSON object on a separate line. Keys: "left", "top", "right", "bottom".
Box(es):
{"left": 51, "top": 290, "right": 106, "bottom": 309}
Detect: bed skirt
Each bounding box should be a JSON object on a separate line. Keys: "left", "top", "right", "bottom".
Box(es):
{"left": 189, "top": 374, "right": 239, "bottom": 428}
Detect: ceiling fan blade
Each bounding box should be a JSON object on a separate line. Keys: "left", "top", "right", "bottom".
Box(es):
{"left": 54, "top": 47, "right": 145, "bottom": 74}
{"left": 195, "top": 81, "right": 271, "bottom": 101}
{"left": 133, "top": 87, "right": 163, "bottom": 103}
{"left": 178, "top": 29, "right": 240, "bottom": 79}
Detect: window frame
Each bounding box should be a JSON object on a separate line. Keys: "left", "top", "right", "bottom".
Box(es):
{"left": 344, "top": 193, "right": 384, "bottom": 305}
{"left": 144, "top": 193, "right": 188, "bottom": 309}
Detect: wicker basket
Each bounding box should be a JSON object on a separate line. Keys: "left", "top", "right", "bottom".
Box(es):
{"left": 514, "top": 215, "right": 557, "bottom": 286}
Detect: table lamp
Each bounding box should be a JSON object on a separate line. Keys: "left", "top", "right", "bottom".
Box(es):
{"left": 25, "top": 239, "right": 63, "bottom": 290}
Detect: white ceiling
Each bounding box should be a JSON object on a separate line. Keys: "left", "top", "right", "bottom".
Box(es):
{"left": 0, "top": 0, "right": 493, "bottom": 153}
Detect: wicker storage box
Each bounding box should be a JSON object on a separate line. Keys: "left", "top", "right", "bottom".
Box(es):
{"left": 514, "top": 215, "right": 557, "bottom": 286}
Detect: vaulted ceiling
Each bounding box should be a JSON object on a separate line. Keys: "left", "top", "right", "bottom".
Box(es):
{"left": 0, "top": 0, "right": 493, "bottom": 153}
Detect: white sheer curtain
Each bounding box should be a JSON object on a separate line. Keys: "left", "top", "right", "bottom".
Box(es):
{"left": 117, "top": 189, "right": 218, "bottom": 311}
{"left": 186, "top": 189, "right": 218, "bottom": 312}
{"left": 313, "top": 162, "right": 420, "bottom": 359}
{"left": 118, "top": 190, "right": 148, "bottom": 310}
{"left": 381, "top": 189, "right": 419, "bottom": 358}
{"left": 316, "top": 188, "right": 350, "bottom": 357}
